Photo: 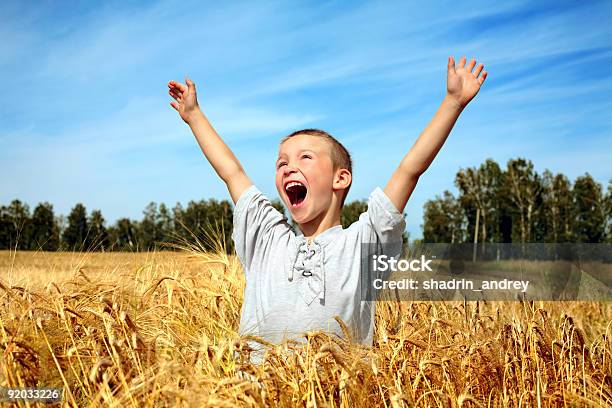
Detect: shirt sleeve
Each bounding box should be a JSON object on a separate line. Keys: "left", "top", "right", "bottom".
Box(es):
{"left": 358, "top": 186, "right": 406, "bottom": 249}
{"left": 232, "top": 185, "right": 288, "bottom": 273}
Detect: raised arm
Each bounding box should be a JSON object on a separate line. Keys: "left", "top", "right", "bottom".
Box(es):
{"left": 168, "top": 77, "right": 252, "bottom": 204}
{"left": 384, "top": 56, "right": 487, "bottom": 213}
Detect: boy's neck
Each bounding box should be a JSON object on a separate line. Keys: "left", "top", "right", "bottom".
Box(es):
{"left": 298, "top": 205, "right": 342, "bottom": 242}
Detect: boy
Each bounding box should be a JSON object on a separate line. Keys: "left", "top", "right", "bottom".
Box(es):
{"left": 168, "top": 56, "right": 487, "bottom": 357}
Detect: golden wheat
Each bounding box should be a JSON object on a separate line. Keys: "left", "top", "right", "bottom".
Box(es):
{"left": 0, "top": 249, "right": 610, "bottom": 407}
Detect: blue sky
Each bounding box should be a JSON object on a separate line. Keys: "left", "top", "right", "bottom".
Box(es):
{"left": 1, "top": 0, "right": 611, "bottom": 239}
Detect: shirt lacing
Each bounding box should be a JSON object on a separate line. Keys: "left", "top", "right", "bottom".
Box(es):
{"left": 286, "top": 237, "right": 325, "bottom": 305}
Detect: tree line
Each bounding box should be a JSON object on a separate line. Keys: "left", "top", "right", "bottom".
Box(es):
{"left": 0, "top": 196, "right": 381, "bottom": 253}
{"left": 422, "top": 157, "right": 611, "bottom": 244}
{"left": 2, "top": 156, "right": 609, "bottom": 252}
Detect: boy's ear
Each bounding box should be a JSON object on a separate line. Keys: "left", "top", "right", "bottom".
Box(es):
{"left": 332, "top": 169, "right": 352, "bottom": 191}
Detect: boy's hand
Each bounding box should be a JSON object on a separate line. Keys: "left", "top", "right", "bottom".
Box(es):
{"left": 446, "top": 56, "right": 487, "bottom": 108}
{"left": 168, "top": 77, "right": 200, "bottom": 124}
{"left": 384, "top": 57, "right": 488, "bottom": 213}
{"left": 168, "top": 76, "right": 252, "bottom": 203}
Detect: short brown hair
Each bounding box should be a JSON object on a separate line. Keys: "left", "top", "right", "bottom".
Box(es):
{"left": 280, "top": 129, "right": 352, "bottom": 206}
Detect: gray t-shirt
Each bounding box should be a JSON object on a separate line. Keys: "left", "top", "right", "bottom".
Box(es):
{"left": 232, "top": 185, "right": 405, "bottom": 350}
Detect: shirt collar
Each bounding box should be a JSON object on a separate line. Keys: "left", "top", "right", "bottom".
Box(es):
{"left": 295, "top": 224, "right": 343, "bottom": 245}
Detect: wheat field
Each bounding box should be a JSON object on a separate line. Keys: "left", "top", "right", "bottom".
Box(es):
{"left": 0, "top": 246, "right": 610, "bottom": 407}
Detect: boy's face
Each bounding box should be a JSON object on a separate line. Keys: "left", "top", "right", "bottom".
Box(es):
{"left": 275, "top": 134, "right": 337, "bottom": 224}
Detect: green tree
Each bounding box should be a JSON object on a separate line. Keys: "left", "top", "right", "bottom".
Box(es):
{"left": 1, "top": 200, "right": 32, "bottom": 250}
{"left": 157, "top": 203, "right": 174, "bottom": 249}
{"left": 172, "top": 202, "right": 186, "bottom": 242}
{"left": 29, "top": 202, "right": 60, "bottom": 251}
{"left": 62, "top": 203, "right": 89, "bottom": 250}
{"left": 88, "top": 210, "right": 110, "bottom": 251}
{"left": 456, "top": 159, "right": 503, "bottom": 245}
{"left": 205, "top": 199, "right": 233, "bottom": 252}
{"left": 504, "top": 158, "right": 542, "bottom": 243}
{"left": 0, "top": 206, "right": 9, "bottom": 249}
{"left": 541, "top": 171, "right": 573, "bottom": 242}
{"left": 109, "top": 218, "right": 138, "bottom": 251}
{"left": 455, "top": 167, "right": 477, "bottom": 241}
{"left": 483, "top": 160, "right": 506, "bottom": 243}
{"left": 139, "top": 202, "right": 162, "bottom": 251}
{"left": 423, "top": 191, "right": 464, "bottom": 243}
{"left": 179, "top": 199, "right": 234, "bottom": 252}
{"left": 572, "top": 173, "right": 605, "bottom": 243}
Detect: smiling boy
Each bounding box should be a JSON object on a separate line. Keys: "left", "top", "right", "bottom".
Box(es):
{"left": 168, "top": 56, "right": 487, "bottom": 357}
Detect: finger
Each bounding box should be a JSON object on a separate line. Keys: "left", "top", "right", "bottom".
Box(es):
{"left": 448, "top": 56, "right": 456, "bottom": 74}
{"left": 169, "top": 87, "right": 182, "bottom": 98}
{"left": 169, "top": 89, "right": 182, "bottom": 102}
{"left": 478, "top": 71, "right": 488, "bottom": 85}
{"left": 170, "top": 101, "right": 179, "bottom": 111}
{"left": 168, "top": 80, "right": 188, "bottom": 94}
{"left": 458, "top": 56, "right": 466, "bottom": 68}
{"left": 467, "top": 58, "right": 476, "bottom": 72}
{"left": 185, "top": 76, "right": 197, "bottom": 93}
{"left": 473, "top": 63, "right": 484, "bottom": 77}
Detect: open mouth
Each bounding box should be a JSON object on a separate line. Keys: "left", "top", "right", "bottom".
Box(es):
{"left": 285, "top": 181, "right": 307, "bottom": 207}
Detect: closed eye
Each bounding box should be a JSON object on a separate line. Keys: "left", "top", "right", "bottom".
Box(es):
{"left": 276, "top": 161, "right": 287, "bottom": 169}
{"left": 301, "top": 154, "right": 312, "bottom": 160}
